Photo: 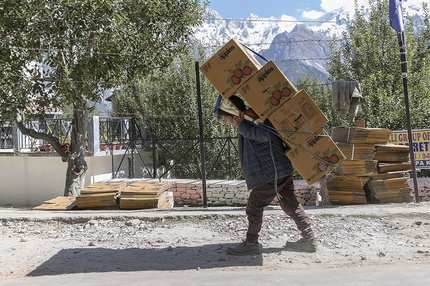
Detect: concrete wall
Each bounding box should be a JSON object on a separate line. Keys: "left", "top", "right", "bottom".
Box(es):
{"left": 0, "top": 156, "right": 66, "bottom": 206}
{"left": 0, "top": 154, "right": 129, "bottom": 206}
{"left": 1, "top": 153, "right": 429, "bottom": 207}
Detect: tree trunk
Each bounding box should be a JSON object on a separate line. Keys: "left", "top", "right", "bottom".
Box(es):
{"left": 64, "top": 101, "right": 88, "bottom": 197}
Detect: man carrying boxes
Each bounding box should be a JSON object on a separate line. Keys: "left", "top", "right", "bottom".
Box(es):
{"left": 203, "top": 39, "right": 345, "bottom": 255}
{"left": 214, "top": 95, "right": 318, "bottom": 255}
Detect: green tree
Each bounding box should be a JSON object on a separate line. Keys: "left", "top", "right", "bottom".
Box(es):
{"left": 112, "top": 48, "right": 242, "bottom": 180}
{"left": 0, "top": 0, "right": 206, "bottom": 196}
{"left": 327, "top": 0, "right": 430, "bottom": 130}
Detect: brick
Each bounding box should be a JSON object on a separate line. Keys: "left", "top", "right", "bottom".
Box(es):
{"left": 189, "top": 194, "right": 201, "bottom": 200}
{"left": 185, "top": 189, "right": 198, "bottom": 195}
{"left": 180, "top": 193, "right": 190, "bottom": 199}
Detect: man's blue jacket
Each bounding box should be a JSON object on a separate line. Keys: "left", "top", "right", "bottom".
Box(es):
{"left": 238, "top": 119, "right": 293, "bottom": 189}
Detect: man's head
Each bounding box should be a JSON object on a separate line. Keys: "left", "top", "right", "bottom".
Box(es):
{"left": 228, "top": 95, "right": 246, "bottom": 111}
{"left": 214, "top": 95, "right": 247, "bottom": 127}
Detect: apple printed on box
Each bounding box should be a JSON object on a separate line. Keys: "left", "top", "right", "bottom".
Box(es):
{"left": 312, "top": 147, "right": 342, "bottom": 174}
{"left": 226, "top": 59, "right": 256, "bottom": 87}
{"left": 264, "top": 81, "right": 294, "bottom": 109}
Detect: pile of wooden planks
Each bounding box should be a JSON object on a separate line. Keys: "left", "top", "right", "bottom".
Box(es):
{"left": 117, "top": 180, "right": 173, "bottom": 209}
{"left": 323, "top": 127, "right": 414, "bottom": 205}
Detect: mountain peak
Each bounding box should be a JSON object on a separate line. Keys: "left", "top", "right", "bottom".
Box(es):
{"left": 196, "top": 6, "right": 424, "bottom": 83}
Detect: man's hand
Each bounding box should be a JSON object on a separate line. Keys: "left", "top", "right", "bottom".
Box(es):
{"left": 231, "top": 111, "right": 244, "bottom": 128}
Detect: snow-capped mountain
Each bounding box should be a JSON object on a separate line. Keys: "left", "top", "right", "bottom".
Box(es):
{"left": 195, "top": 5, "right": 423, "bottom": 83}
{"left": 195, "top": 9, "right": 299, "bottom": 51}
{"left": 195, "top": 8, "right": 350, "bottom": 83}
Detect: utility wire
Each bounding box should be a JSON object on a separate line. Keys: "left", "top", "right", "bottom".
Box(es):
{"left": 204, "top": 17, "right": 338, "bottom": 24}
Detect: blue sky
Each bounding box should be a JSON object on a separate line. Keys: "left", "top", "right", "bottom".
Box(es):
{"left": 204, "top": 0, "right": 358, "bottom": 20}
{"left": 204, "top": 0, "right": 422, "bottom": 20}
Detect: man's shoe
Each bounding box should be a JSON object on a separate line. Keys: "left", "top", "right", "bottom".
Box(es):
{"left": 284, "top": 238, "right": 317, "bottom": 253}
{"left": 227, "top": 241, "right": 261, "bottom": 256}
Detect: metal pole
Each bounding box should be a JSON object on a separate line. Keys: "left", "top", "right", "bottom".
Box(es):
{"left": 194, "top": 41, "right": 208, "bottom": 208}
{"left": 152, "top": 139, "right": 157, "bottom": 179}
{"left": 129, "top": 118, "right": 135, "bottom": 178}
{"left": 397, "top": 32, "right": 420, "bottom": 203}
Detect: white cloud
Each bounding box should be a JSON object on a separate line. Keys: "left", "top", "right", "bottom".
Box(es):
{"left": 320, "top": 0, "right": 424, "bottom": 13}
{"left": 301, "top": 0, "right": 365, "bottom": 19}
{"left": 408, "top": 0, "right": 426, "bottom": 6}
{"left": 302, "top": 10, "right": 325, "bottom": 20}
{"left": 320, "top": 0, "right": 371, "bottom": 14}
{"left": 301, "top": 0, "right": 424, "bottom": 20}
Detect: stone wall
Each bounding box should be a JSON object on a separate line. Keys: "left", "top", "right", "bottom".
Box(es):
{"left": 156, "top": 178, "right": 430, "bottom": 207}
{"left": 417, "top": 179, "right": 430, "bottom": 202}
{"left": 164, "top": 179, "right": 321, "bottom": 207}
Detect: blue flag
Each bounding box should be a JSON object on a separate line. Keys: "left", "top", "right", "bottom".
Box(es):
{"left": 389, "top": 0, "right": 404, "bottom": 33}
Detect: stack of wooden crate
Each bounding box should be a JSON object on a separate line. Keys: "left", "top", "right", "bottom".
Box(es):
{"left": 323, "top": 127, "right": 414, "bottom": 205}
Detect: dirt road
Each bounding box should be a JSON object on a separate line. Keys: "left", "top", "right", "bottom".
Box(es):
{"left": 1, "top": 202, "right": 430, "bottom": 280}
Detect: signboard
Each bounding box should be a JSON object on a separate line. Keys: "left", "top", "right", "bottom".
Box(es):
{"left": 388, "top": 129, "right": 430, "bottom": 168}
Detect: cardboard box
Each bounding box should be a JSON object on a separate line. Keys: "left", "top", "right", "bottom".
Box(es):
{"left": 286, "top": 128, "right": 346, "bottom": 185}
{"left": 200, "top": 39, "right": 262, "bottom": 99}
{"left": 331, "top": 127, "right": 392, "bottom": 144}
{"left": 268, "top": 89, "right": 328, "bottom": 146}
{"left": 237, "top": 61, "right": 298, "bottom": 120}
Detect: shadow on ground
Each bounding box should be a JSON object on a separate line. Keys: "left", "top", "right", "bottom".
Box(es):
{"left": 26, "top": 243, "right": 283, "bottom": 277}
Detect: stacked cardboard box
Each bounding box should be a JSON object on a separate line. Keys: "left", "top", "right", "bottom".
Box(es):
{"left": 73, "top": 180, "right": 174, "bottom": 210}
{"left": 201, "top": 39, "right": 345, "bottom": 185}
{"left": 283, "top": 128, "right": 345, "bottom": 184}
{"left": 336, "top": 142, "right": 376, "bottom": 161}
{"left": 364, "top": 144, "right": 413, "bottom": 203}
{"left": 118, "top": 180, "right": 173, "bottom": 209}
{"left": 324, "top": 127, "right": 414, "bottom": 204}
{"left": 331, "top": 127, "right": 393, "bottom": 144}
{"left": 323, "top": 175, "right": 369, "bottom": 205}
{"left": 199, "top": 39, "right": 262, "bottom": 99}
{"left": 75, "top": 181, "right": 125, "bottom": 209}
{"left": 237, "top": 60, "right": 298, "bottom": 120}
{"left": 33, "top": 196, "right": 77, "bottom": 211}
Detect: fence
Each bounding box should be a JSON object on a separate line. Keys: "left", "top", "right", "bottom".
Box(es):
{"left": 0, "top": 117, "right": 242, "bottom": 181}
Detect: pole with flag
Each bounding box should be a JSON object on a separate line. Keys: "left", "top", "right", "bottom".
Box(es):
{"left": 389, "top": 0, "right": 420, "bottom": 203}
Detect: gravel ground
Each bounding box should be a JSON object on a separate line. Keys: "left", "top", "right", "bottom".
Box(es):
{"left": 1, "top": 202, "right": 430, "bottom": 280}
